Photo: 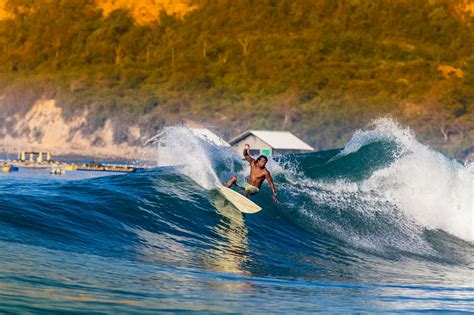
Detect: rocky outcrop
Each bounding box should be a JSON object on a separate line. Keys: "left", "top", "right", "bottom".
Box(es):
{"left": 0, "top": 99, "right": 144, "bottom": 159}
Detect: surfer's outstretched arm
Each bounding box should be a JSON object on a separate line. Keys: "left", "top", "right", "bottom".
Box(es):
{"left": 265, "top": 171, "right": 279, "bottom": 203}
{"left": 243, "top": 144, "right": 255, "bottom": 164}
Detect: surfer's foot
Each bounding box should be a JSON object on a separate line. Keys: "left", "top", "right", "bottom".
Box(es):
{"left": 224, "top": 176, "right": 237, "bottom": 188}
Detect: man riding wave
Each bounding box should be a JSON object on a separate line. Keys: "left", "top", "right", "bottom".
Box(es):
{"left": 224, "top": 144, "right": 279, "bottom": 203}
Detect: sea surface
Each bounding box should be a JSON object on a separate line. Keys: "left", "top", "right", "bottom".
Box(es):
{"left": 0, "top": 119, "right": 473, "bottom": 313}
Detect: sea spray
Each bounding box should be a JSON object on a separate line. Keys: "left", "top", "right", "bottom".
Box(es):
{"left": 358, "top": 123, "right": 474, "bottom": 242}
{"left": 149, "top": 126, "right": 221, "bottom": 189}
{"left": 340, "top": 118, "right": 473, "bottom": 243}
{"left": 280, "top": 175, "right": 433, "bottom": 256}
{"left": 284, "top": 118, "right": 473, "bottom": 247}
{"left": 336, "top": 118, "right": 416, "bottom": 158}
{"left": 148, "top": 126, "right": 286, "bottom": 190}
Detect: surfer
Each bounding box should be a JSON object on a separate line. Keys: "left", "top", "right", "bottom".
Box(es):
{"left": 224, "top": 144, "right": 279, "bottom": 203}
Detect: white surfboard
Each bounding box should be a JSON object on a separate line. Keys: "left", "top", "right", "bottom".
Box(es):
{"left": 216, "top": 185, "right": 262, "bottom": 214}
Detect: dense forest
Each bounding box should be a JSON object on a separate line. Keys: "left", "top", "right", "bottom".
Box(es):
{"left": 0, "top": 0, "right": 473, "bottom": 158}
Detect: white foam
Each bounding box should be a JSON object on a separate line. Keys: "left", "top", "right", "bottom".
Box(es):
{"left": 335, "top": 118, "right": 415, "bottom": 160}
{"left": 361, "top": 143, "right": 474, "bottom": 242}
{"left": 293, "top": 118, "right": 474, "bottom": 243}
{"left": 146, "top": 125, "right": 287, "bottom": 191}
{"left": 284, "top": 175, "right": 433, "bottom": 255}
{"left": 149, "top": 126, "right": 221, "bottom": 189}
{"left": 146, "top": 126, "right": 254, "bottom": 190}
{"left": 353, "top": 119, "right": 474, "bottom": 242}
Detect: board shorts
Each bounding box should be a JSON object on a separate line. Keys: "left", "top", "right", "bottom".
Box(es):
{"left": 244, "top": 183, "right": 259, "bottom": 194}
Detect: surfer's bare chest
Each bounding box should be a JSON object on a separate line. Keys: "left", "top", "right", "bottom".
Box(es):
{"left": 250, "top": 164, "right": 267, "bottom": 180}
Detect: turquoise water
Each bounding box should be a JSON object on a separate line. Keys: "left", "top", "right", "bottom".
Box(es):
{"left": 0, "top": 120, "right": 473, "bottom": 313}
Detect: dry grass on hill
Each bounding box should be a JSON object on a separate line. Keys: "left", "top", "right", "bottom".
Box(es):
{"left": 0, "top": 2, "right": 9, "bottom": 20}
{"left": 97, "top": 0, "right": 196, "bottom": 23}
{"left": 0, "top": 0, "right": 195, "bottom": 22}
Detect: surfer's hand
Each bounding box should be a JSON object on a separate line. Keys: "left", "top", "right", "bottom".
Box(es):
{"left": 273, "top": 194, "right": 279, "bottom": 203}
{"left": 244, "top": 143, "right": 250, "bottom": 150}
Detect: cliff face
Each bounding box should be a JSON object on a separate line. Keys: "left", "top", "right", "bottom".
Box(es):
{"left": 1, "top": 99, "right": 144, "bottom": 159}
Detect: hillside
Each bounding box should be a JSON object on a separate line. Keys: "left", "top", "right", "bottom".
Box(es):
{"left": 97, "top": 0, "right": 195, "bottom": 23}
{"left": 0, "top": 0, "right": 473, "bottom": 159}
{"left": 0, "top": 0, "right": 194, "bottom": 21}
{"left": 0, "top": 2, "right": 8, "bottom": 20}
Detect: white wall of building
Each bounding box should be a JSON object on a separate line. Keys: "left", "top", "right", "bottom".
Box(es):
{"left": 232, "top": 135, "right": 273, "bottom": 156}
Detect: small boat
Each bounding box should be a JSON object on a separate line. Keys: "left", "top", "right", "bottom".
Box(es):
{"left": 64, "top": 165, "right": 77, "bottom": 171}
{"left": 2, "top": 165, "right": 19, "bottom": 173}
{"left": 50, "top": 167, "right": 66, "bottom": 175}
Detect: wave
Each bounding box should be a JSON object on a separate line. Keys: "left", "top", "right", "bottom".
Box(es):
{"left": 0, "top": 119, "right": 473, "bottom": 288}
{"left": 148, "top": 120, "right": 473, "bottom": 246}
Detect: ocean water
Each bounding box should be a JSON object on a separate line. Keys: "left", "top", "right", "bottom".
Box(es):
{"left": 0, "top": 119, "right": 473, "bottom": 313}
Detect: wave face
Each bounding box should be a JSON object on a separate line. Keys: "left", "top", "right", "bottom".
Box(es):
{"left": 0, "top": 119, "right": 473, "bottom": 313}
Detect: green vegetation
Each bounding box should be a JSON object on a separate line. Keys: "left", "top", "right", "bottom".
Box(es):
{"left": 0, "top": 0, "right": 473, "bottom": 158}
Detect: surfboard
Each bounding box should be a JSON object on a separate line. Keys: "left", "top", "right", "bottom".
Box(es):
{"left": 216, "top": 185, "right": 262, "bottom": 214}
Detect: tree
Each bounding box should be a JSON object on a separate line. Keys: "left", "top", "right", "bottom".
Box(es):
{"left": 88, "top": 8, "right": 134, "bottom": 65}
{"left": 162, "top": 27, "right": 182, "bottom": 72}
{"left": 4, "top": 0, "right": 36, "bottom": 21}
